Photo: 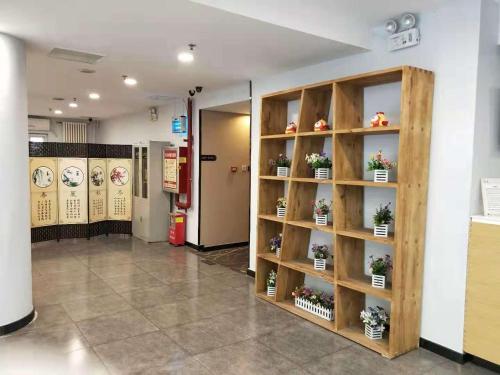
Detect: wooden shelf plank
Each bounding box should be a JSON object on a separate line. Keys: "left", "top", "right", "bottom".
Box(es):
{"left": 259, "top": 175, "right": 290, "bottom": 181}
{"left": 335, "top": 180, "right": 398, "bottom": 188}
{"left": 275, "top": 299, "right": 336, "bottom": 332}
{"left": 256, "top": 291, "right": 276, "bottom": 303}
{"left": 337, "top": 326, "right": 391, "bottom": 357}
{"left": 258, "top": 214, "right": 284, "bottom": 223}
{"left": 257, "top": 252, "right": 280, "bottom": 264}
{"left": 336, "top": 228, "right": 394, "bottom": 245}
{"left": 281, "top": 258, "right": 335, "bottom": 284}
{"left": 291, "top": 177, "right": 333, "bottom": 184}
{"left": 337, "top": 277, "right": 392, "bottom": 301}
{"left": 335, "top": 126, "right": 400, "bottom": 135}
{"left": 287, "top": 219, "right": 334, "bottom": 234}
{"left": 297, "top": 130, "right": 333, "bottom": 137}
{"left": 261, "top": 133, "right": 297, "bottom": 140}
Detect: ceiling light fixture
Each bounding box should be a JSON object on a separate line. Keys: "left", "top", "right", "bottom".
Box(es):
{"left": 178, "top": 43, "right": 196, "bottom": 63}
{"left": 54, "top": 109, "right": 63, "bottom": 115}
{"left": 122, "top": 75, "right": 137, "bottom": 86}
{"left": 69, "top": 98, "right": 78, "bottom": 108}
{"left": 89, "top": 92, "right": 100, "bottom": 100}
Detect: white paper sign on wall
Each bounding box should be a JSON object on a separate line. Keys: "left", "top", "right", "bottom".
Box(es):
{"left": 481, "top": 178, "right": 500, "bottom": 216}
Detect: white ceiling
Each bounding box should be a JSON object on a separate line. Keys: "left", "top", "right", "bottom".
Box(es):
{"left": 0, "top": 0, "right": 446, "bottom": 120}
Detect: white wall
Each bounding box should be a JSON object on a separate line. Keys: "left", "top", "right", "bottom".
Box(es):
{"left": 470, "top": 0, "right": 500, "bottom": 213}
{"left": 248, "top": 0, "right": 482, "bottom": 353}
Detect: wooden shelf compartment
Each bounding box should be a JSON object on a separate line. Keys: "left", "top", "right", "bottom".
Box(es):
{"left": 261, "top": 133, "right": 296, "bottom": 140}
{"left": 255, "top": 257, "right": 279, "bottom": 299}
{"left": 336, "top": 228, "right": 395, "bottom": 246}
{"left": 297, "top": 84, "right": 333, "bottom": 134}
{"left": 297, "top": 130, "right": 333, "bottom": 137}
{"left": 335, "top": 125, "right": 400, "bottom": 135}
{"left": 335, "top": 235, "right": 392, "bottom": 301}
{"left": 258, "top": 178, "right": 288, "bottom": 217}
{"left": 257, "top": 252, "right": 281, "bottom": 264}
{"left": 292, "top": 135, "right": 332, "bottom": 179}
{"left": 335, "top": 180, "right": 397, "bottom": 189}
{"left": 291, "top": 177, "right": 333, "bottom": 184}
{"left": 259, "top": 137, "right": 295, "bottom": 176}
{"left": 259, "top": 175, "right": 290, "bottom": 181}
{"left": 261, "top": 91, "right": 302, "bottom": 136}
{"left": 257, "top": 214, "right": 284, "bottom": 223}
{"left": 287, "top": 219, "right": 334, "bottom": 234}
{"left": 281, "top": 258, "right": 334, "bottom": 284}
{"left": 257, "top": 218, "right": 283, "bottom": 259}
{"left": 275, "top": 299, "right": 336, "bottom": 332}
{"left": 335, "top": 285, "right": 391, "bottom": 357}
{"left": 335, "top": 66, "right": 403, "bottom": 87}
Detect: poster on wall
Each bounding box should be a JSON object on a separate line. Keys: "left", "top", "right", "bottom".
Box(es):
{"left": 163, "top": 147, "right": 178, "bottom": 193}
{"left": 107, "top": 158, "right": 132, "bottom": 221}
{"left": 30, "top": 157, "right": 58, "bottom": 227}
{"left": 88, "top": 158, "right": 107, "bottom": 222}
{"left": 58, "top": 157, "right": 88, "bottom": 224}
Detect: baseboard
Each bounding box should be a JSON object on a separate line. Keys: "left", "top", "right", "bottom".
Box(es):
{"left": 0, "top": 309, "right": 35, "bottom": 336}
{"left": 470, "top": 356, "right": 500, "bottom": 373}
{"left": 186, "top": 241, "right": 249, "bottom": 252}
{"left": 419, "top": 338, "right": 471, "bottom": 364}
{"left": 246, "top": 269, "right": 255, "bottom": 277}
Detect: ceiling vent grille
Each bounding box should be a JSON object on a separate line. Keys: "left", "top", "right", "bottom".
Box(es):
{"left": 48, "top": 48, "right": 104, "bottom": 64}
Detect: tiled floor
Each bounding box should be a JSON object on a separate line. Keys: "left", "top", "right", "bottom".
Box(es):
{"left": 197, "top": 246, "right": 249, "bottom": 273}
{"left": 0, "top": 237, "right": 495, "bottom": 375}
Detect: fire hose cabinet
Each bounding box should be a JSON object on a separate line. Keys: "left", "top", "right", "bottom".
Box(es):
{"left": 163, "top": 147, "right": 188, "bottom": 194}
{"left": 169, "top": 212, "right": 186, "bottom": 246}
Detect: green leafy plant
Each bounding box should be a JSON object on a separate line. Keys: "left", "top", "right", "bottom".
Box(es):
{"left": 267, "top": 270, "right": 277, "bottom": 287}
{"left": 311, "top": 244, "right": 329, "bottom": 259}
{"left": 312, "top": 198, "right": 332, "bottom": 215}
{"left": 373, "top": 203, "right": 393, "bottom": 226}
{"left": 276, "top": 197, "right": 287, "bottom": 209}
{"left": 269, "top": 154, "right": 291, "bottom": 168}
{"left": 367, "top": 150, "right": 396, "bottom": 171}
{"left": 292, "top": 286, "right": 334, "bottom": 309}
{"left": 368, "top": 255, "right": 393, "bottom": 276}
{"left": 305, "top": 153, "right": 332, "bottom": 169}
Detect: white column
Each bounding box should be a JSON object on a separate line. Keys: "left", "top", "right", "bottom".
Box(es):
{"left": 0, "top": 33, "right": 33, "bottom": 332}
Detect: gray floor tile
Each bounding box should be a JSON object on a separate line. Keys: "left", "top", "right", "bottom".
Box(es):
{"left": 104, "top": 272, "right": 165, "bottom": 293}
{"left": 90, "top": 263, "right": 146, "bottom": 279}
{"left": 94, "top": 331, "right": 188, "bottom": 375}
{"left": 62, "top": 293, "right": 132, "bottom": 321}
{"left": 77, "top": 309, "right": 158, "bottom": 345}
{"left": 119, "top": 285, "right": 188, "bottom": 309}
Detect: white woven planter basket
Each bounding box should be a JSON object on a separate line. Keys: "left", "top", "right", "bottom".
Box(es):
{"left": 294, "top": 296, "right": 333, "bottom": 321}
{"left": 314, "top": 168, "right": 331, "bottom": 180}
{"left": 267, "top": 286, "right": 276, "bottom": 297}
{"left": 275, "top": 248, "right": 281, "bottom": 258}
{"left": 314, "top": 258, "right": 326, "bottom": 270}
{"left": 277, "top": 167, "right": 290, "bottom": 177}
{"left": 373, "top": 224, "right": 389, "bottom": 237}
{"left": 365, "top": 324, "right": 383, "bottom": 340}
{"left": 371, "top": 274, "right": 386, "bottom": 288}
{"left": 277, "top": 207, "right": 286, "bottom": 218}
{"left": 373, "top": 169, "right": 389, "bottom": 183}
{"left": 315, "top": 214, "right": 328, "bottom": 226}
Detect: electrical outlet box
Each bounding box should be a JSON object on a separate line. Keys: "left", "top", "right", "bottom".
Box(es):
{"left": 388, "top": 28, "right": 420, "bottom": 51}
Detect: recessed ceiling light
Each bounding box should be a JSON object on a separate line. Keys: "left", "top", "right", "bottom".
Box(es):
{"left": 69, "top": 98, "right": 78, "bottom": 108}
{"left": 178, "top": 43, "right": 196, "bottom": 63}
{"left": 122, "top": 75, "right": 137, "bottom": 86}
{"left": 89, "top": 92, "right": 100, "bottom": 100}
{"left": 79, "top": 68, "right": 96, "bottom": 74}
{"left": 52, "top": 97, "right": 65, "bottom": 101}
{"left": 54, "top": 109, "right": 63, "bottom": 115}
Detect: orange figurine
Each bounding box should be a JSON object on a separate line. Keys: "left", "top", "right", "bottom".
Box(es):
{"left": 370, "top": 112, "right": 389, "bottom": 127}
{"left": 285, "top": 121, "right": 297, "bottom": 134}
{"left": 314, "top": 119, "right": 330, "bottom": 132}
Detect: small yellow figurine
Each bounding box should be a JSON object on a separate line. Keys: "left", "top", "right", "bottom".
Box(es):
{"left": 370, "top": 112, "right": 389, "bottom": 127}
{"left": 314, "top": 119, "right": 330, "bottom": 132}
{"left": 285, "top": 121, "right": 297, "bottom": 134}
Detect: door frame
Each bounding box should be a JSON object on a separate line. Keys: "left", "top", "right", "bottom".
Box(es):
{"left": 196, "top": 92, "right": 252, "bottom": 252}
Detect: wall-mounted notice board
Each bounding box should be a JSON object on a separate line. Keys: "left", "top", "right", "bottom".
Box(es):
{"left": 107, "top": 158, "right": 132, "bottom": 221}
{"left": 30, "top": 157, "right": 58, "bottom": 227}
{"left": 89, "top": 158, "right": 107, "bottom": 223}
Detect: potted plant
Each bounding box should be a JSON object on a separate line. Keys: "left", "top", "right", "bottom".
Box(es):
{"left": 269, "top": 234, "right": 282, "bottom": 258}
{"left": 267, "top": 269, "right": 277, "bottom": 297}
{"left": 292, "top": 286, "right": 334, "bottom": 321}
{"left": 276, "top": 197, "right": 287, "bottom": 218}
{"left": 373, "top": 203, "right": 393, "bottom": 237}
{"left": 312, "top": 244, "right": 329, "bottom": 270}
{"left": 270, "top": 154, "right": 291, "bottom": 177}
{"left": 368, "top": 255, "right": 393, "bottom": 288}
{"left": 313, "top": 198, "right": 332, "bottom": 225}
{"left": 305, "top": 153, "right": 332, "bottom": 179}
{"left": 367, "top": 150, "right": 396, "bottom": 182}
{"left": 360, "top": 306, "right": 390, "bottom": 340}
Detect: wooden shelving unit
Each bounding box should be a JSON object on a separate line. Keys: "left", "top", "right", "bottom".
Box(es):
{"left": 256, "top": 66, "right": 434, "bottom": 359}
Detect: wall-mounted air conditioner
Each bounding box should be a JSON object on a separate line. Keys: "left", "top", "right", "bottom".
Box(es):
{"left": 28, "top": 118, "right": 50, "bottom": 132}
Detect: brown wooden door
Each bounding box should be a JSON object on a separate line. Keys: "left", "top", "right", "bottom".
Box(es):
{"left": 200, "top": 110, "right": 250, "bottom": 247}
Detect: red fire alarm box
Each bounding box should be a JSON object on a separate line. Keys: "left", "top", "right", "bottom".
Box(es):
{"left": 169, "top": 212, "right": 186, "bottom": 246}
{"left": 163, "top": 147, "right": 188, "bottom": 194}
